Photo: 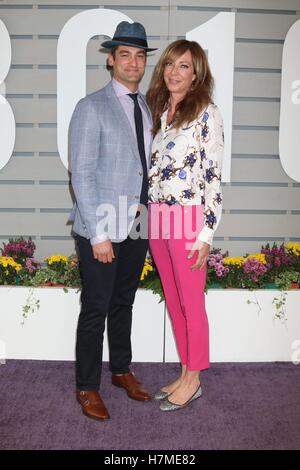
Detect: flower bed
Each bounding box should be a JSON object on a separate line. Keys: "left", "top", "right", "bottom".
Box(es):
{"left": 1, "top": 237, "right": 299, "bottom": 294}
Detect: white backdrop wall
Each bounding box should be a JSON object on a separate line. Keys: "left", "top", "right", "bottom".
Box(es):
{"left": 0, "top": 0, "right": 300, "bottom": 261}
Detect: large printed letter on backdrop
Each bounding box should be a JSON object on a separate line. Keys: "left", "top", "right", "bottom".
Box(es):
{"left": 187, "top": 13, "right": 235, "bottom": 183}
{"left": 279, "top": 19, "right": 300, "bottom": 183}
{"left": 57, "top": 9, "right": 131, "bottom": 170}
{"left": 0, "top": 19, "right": 16, "bottom": 172}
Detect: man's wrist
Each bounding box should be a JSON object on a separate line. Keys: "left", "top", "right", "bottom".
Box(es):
{"left": 90, "top": 234, "right": 109, "bottom": 246}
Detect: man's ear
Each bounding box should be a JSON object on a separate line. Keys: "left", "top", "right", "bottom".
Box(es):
{"left": 108, "top": 54, "right": 114, "bottom": 67}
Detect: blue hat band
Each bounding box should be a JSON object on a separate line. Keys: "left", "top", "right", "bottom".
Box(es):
{"left": 113, "top": 36, "right": 148, "bottom": 48}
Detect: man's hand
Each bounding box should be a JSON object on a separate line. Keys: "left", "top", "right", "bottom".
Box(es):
{"left": 187, "top": 240, "right": 210, "bottom": 271}
{"left": 92, "top": 240, "right": 115, "bottom": 264}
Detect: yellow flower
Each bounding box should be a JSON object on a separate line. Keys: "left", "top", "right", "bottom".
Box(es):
{"left": 245, "top": 253, "right": 267, "bottom": 264}
{"left": 45, "top": 255, "right": 68, "bottom": 265}
{"left": 285, "top": 242, "right": 300, "bottom": 256}
{"left": 0, "top": 256, "right": 22, "bottom": 272}
{"left": 223, "top": 256, "right": 245, "bottom": 267}
{"left": 140, "top": 261, "right": 153, "bottom": 281}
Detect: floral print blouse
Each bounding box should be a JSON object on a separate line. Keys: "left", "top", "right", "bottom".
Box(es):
{"left": 148, "top": 103, "right": 224, "bottom": 246}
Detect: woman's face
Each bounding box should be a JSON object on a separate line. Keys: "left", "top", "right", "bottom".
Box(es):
{"left": 163, "top": 49, "right": 196, "bottom": 97}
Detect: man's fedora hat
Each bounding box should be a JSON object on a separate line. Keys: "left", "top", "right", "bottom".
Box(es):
{"left": 101, "top": 21, "right": 157, "bottom": 52}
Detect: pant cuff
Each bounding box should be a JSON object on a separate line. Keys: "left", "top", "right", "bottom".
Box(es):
{"left": 110, "top": 368, "right": 130, "bottom": 375}
{"left": 76, "top": 384, "right": 100, "bottom": 391}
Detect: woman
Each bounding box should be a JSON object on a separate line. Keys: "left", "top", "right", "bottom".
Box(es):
{"left": 146, "top": 40, "right": 224, "bottom": 411}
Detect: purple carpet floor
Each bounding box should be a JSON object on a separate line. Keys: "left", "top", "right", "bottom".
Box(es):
{"left": 0, "top": 361, "right": 299, "bottom": 450}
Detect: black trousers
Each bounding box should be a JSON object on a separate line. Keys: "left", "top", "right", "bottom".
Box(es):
{"left": 74, "top": 232, "right": 148, "bottom": 390}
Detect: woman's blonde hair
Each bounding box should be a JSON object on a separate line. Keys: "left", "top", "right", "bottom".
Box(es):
{"left": 146, "top": 39, "right": 214, "bottom": 135}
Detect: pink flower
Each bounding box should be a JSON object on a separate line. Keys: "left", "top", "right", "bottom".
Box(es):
{"left": 25, "top": 258, "right": 39, "bottom": 273}
{"left": 242, "top": 258, "right": 267, "bottom": 280}
{"left": 208, "top": 253, "right": 229, "bottom": 278}
{"left": 1, "top": 237, "right": 36, "bottom": 263}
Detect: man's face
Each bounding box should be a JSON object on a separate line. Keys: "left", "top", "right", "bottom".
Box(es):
{"left": 108, "top": 46, "right": 147, "bottom": 88}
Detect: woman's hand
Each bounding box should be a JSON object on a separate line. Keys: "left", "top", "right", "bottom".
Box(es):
{"left": 187, "top": 240, "right": 210, "bottom": 271}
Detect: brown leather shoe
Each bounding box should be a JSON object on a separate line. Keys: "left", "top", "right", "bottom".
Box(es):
{"left": 76, "top": 390, "right": 110, "bottom": 421}
{"left": 112, "top": 372, "right": 151, "bottom": 401}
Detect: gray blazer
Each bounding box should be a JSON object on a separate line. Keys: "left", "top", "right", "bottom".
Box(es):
{"left": 68, "top": 81, "right": 152, "bottom": 243}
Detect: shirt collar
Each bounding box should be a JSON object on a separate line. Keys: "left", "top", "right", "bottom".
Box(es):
{"left": 112, "top": 78, "right": 140, "bottom": 98}
{"left": 160, "top": 108, "right": 169, "bottom": 129}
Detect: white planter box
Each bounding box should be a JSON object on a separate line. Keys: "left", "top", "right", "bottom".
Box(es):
{"left": 0, "top": 287, "right": 164, "bottom": 362}
{"left": 165, "top": 290, "right": 300, "bottom": 362}
{"left": 0, "top": 287, "right": 299, "bottom": 363}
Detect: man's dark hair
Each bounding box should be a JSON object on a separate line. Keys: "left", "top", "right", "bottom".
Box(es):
{"left": 110, "top": 46, "right": 118, "bottom": 59}
{"left": 110, "top": 46, "right": 147, "bottom": 59}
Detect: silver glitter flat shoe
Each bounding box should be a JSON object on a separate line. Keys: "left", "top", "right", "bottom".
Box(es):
{"left": 153, "top": 389, "right": 170, "bottom": 401}
{"left": 159, "top": 385, "right": 202, "bottom": 412}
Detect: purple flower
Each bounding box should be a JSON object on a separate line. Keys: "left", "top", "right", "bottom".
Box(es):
{"left": 162, "top": 165, "right": 173, "bottom": 180}
{"left": 205, "top": 168, "right": 215, "bottom": 183}
{"left": 179, "top": 169, "right": 187, "bottom": 180}
{"left": 201, "top": 124, "right": 209, "bottom": 139}
{"left": 166, "top": 141, "right": 175, "bottom": 150}
{"left": 205, "top": 211, "right": 217, "bottom": 229}
{"left": 25, "top": 258, "right": 40, "bottom": 273}
{"left": 185, "top": 153, "right": 197, "bottom": 168}
{"left": 208, "top": 253, "right": 228, "bottom": 278}
{"left": 261, "top": 242, "right": 293, "bottom": 271}
{"left": 202, "top": 112, "right": 209, "bottom": 122}
{"left": 1, "top": 238, "right": 36, "bottom": 269}
{"left": 242, "top": 258, "right": 267, "bottom": 281}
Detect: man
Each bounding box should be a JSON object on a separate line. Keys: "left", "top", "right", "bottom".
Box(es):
{"left": 68, "top": 22, "right": 157, "bottom": 421}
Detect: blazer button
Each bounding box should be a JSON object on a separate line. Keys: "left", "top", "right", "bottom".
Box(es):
{"left": 135, "top": 196, "right": 139, "bottom": 200}
{"left": 139, "top": 171, "right": 142, "bottom": 176}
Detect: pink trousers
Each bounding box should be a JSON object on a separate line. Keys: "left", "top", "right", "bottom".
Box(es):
{"left": 148, "top": 203, "right": 209, "bottom": 371}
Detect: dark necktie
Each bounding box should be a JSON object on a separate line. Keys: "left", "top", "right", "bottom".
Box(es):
{"left": 128, "top": 93, "right": 148, "bottom": 206}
